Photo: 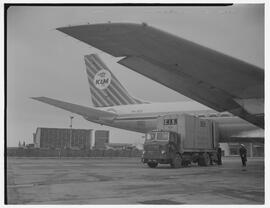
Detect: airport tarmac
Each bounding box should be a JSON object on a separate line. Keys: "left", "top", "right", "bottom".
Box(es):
{"left": 6, "top": 157, "right": 264, "bottom": 204}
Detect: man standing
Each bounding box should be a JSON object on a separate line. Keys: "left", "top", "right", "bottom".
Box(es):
{"left": 239, "top": 144, "right": 247, "bottom": 167}
{"left": 217, "top": 145, "right": 222, "bottom": 165}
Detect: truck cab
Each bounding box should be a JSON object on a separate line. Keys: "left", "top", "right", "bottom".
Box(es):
{"left": 142, "top": 130, "right": 182, "bottom": 168}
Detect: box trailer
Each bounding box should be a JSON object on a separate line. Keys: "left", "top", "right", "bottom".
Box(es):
{"left": 142, "top": 114, "right": 219, "bottom": 168}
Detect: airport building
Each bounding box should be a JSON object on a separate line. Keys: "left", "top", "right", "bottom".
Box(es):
{"left": 105, "top": 143, "right": 136, "bottom": 150}
{"left": 31, "top": 128, "right": 264, "bottom": 157}
{"left": 94, "top": 130, "right": 109, "bottom": 149}
{"left": 220, "top": 143, "right": 264, "bottom": 157}
{"left": 34, "top": 127, "right": 92, "bottom": 149}
{"left": 33, "top": 128, "right": 113, "bottom": 150}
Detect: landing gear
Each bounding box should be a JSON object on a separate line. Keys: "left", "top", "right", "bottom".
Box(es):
{"left": 147, "top": 162, "right": 158, "bottom": 168}
{"left": 198, "top": 153, "right": 210, "bottom": 166}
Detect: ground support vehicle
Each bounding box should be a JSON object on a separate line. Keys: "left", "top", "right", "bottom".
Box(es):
{"left": 142, "top": 114, "right": 219, "bottom": 168}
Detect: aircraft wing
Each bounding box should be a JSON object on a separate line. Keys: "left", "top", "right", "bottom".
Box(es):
{"left": 56, "top": 23, "right": 264, "bottom": 128}
{"left": 31, "top": 97, "right": 117, "bottom": 121}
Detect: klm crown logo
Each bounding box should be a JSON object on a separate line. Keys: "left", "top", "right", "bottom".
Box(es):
{"left": 98, "top": 72, "right": 106, "bottom": 77}
{"left": 94, "top": 69, "right": 112, "bottom": 90}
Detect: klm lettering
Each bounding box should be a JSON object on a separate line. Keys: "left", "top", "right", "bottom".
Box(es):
{"left": 96, "top": 78, "right": 109, "bottom": 85}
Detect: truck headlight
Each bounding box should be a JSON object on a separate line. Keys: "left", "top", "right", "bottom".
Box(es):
{"left": 161, "top": 150, "right": 166, "bottom": 155}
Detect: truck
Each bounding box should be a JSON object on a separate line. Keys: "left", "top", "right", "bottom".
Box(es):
{"left": 142, "top": 114, "right": 219, "bottom": 168}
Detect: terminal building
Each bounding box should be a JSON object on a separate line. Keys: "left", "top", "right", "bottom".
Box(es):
{"left": 220, "top": 142, "right": 264, "bottom": 157}
{"left": 33, "top": 128, "right": 111, "bottom": 150}
{"left": 93, "top": 130, "right": 109, "bottom": 149}
{"left": 34, "top": 127, "right": 93, "bottom": 149}
{"left": 105, "top": 143, "right": 136, "bottom": 150}
{"left": 31, "top": 128, "right": 263, "bottom": 157}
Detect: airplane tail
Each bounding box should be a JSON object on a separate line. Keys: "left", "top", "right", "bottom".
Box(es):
{"left": 84, "top": 54, "right": 147, "bottom": 107}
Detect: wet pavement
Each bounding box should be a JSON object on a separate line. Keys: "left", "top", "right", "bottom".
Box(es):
{"left": 6, "top": 157, "right": 264, "bottom": 204}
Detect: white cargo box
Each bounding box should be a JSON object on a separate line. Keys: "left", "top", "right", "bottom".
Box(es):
{"left": 157, "top": 114, "right": 218, "bottom": 151}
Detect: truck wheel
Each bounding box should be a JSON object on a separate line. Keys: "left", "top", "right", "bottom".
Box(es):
{"left": 182, "top": 160, "right": 190, "bottom": 167}
{"left": 198, "top": 153, "right": 210, "bottom": 166}
{"left": 147, "top": 162, "right": 158, "bottom": 168}
{"left": 170, "top": 154, "right": 182, "bottom": 168}
{"left": 211, "top": 152, "right": 218, "bottom": 164}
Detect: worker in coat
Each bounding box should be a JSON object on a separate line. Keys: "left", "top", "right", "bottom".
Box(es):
{"left": 239, "top": 144, "right": 247, "bottom": 167}
{"left": 217, "top": 145, "right": 222, "bottom": 165}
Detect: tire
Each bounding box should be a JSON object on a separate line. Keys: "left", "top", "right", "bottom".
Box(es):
{"left": 182, "top": 160, "right": 190, "bottom": 167}
{"left": 198, "top": 153, "right": 210, "bottom": 166}
{"left": 147, "top": 162, "right": 158, "bottom": 168}
{"left": 211, "top": 152, "right": 218, "bottom": 164}
{"left": 170, "top": 154, "right": 182, "bottom": 168}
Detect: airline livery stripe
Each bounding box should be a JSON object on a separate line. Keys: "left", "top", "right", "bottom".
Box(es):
{"left": 85, "top": 63, "right": 99, "bottom": 80}
{"left": 89, "top": 56, "right": 107, "bottom": 71}
{"left": 85, "top": 61, "right": 122, "bottom": 106}
{"left": 109, "top": 73, "right": 137, "bottom": 104}
{"left": 110, "top": 72, "right": 140, "bottom": 104}
{"left": 85, "top": 66, "right": 95, "bottom": 79}
{"left": 112, "top": 73, "right": 131, "bottom": 95}
{"left": 85, "top": 58, "right": 132, "bottom": 105}
{"left": 89, "top": 83, "right": 111, "bottom": 107}
{"left": 133, "top": 97, "right": 144, "bottom": 104}
{"left": 88, "top": 56, "right": 136, "bottom": 104}
{"left": 89, "top": 54, "right": 109, "bottom": 71}
{"left": 85, "top": 55, "right": 143, "bottom": 106}
{"left": 86, "top": 69, "right": 116, "bottom": 107}
{"left": 107, "top": 85, "right": 129, "bottom": 105}
{"left": 86, "top": 56, "right": 121, "bottom": 107}
{"left": 91, "top": 55, "right": 135, "bottom": 98}
{"left": 88, "top": 82, "right": 108, "bottom": 106}
{"left": 91, "top": 98, "right": 102, "bottom": 106}
{"left": 87, "top": 54, "right": 142, "bottom": 105}
{"left": 91, "top": 94, "right": 102, "bottom": 107}
{"left": 85, "top": 68, "right": 111, "bottom": 106}
{"left": 89, "top": 88, "right": 103, "bottom": 107}
{"left": 87, "top": 70, "right": 121, "bottom": 106}
{"left": 87, "top": 76, "right": 113, "bottom": 106}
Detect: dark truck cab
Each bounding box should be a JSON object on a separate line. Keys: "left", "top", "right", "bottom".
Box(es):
{"left": 142, "top": 130, "right": 183, "bottom": 168}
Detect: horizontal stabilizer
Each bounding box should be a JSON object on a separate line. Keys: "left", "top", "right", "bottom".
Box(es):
{"left": 31, "top": 97, "right": 116, "bottom": 120}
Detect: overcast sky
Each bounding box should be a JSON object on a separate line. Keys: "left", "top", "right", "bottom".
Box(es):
{"left": 7, "top": 4, "right": 264, "bottom": 147}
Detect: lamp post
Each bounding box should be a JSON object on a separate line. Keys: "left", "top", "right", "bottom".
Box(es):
{"left": 69, "top": 116, "right": 74, "bottom": 148}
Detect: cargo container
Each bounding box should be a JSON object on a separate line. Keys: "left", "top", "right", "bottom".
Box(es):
{"left": 142, "top": 114, "right": 219, "bottom": 168}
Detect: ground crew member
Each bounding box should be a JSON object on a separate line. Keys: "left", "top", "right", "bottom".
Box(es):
{"left": 239, "top": 144, "right": 247, "bottom": 167}
{"left": 209, "top": 153, "right": 213, "bottom": 165}
{"left": 217, "top": 145, "right": 222, "bottom": 165}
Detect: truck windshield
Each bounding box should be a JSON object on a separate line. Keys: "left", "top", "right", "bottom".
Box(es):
{"left": 146, "top": 132, "right": 169, "bottom": 141}
{"left": 156, "top": 132, "right": 169, "bottom": 141}
{"left": 146, "top": 133, "right": 156, "bottom": 141}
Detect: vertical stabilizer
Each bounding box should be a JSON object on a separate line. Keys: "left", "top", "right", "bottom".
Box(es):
{"left": 84, "top": 54, "right": 147, "bottom": 107}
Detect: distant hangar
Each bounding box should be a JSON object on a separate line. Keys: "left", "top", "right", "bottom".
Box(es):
{"left": 33, "top": 127, "right": 110, "bottom": 150}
